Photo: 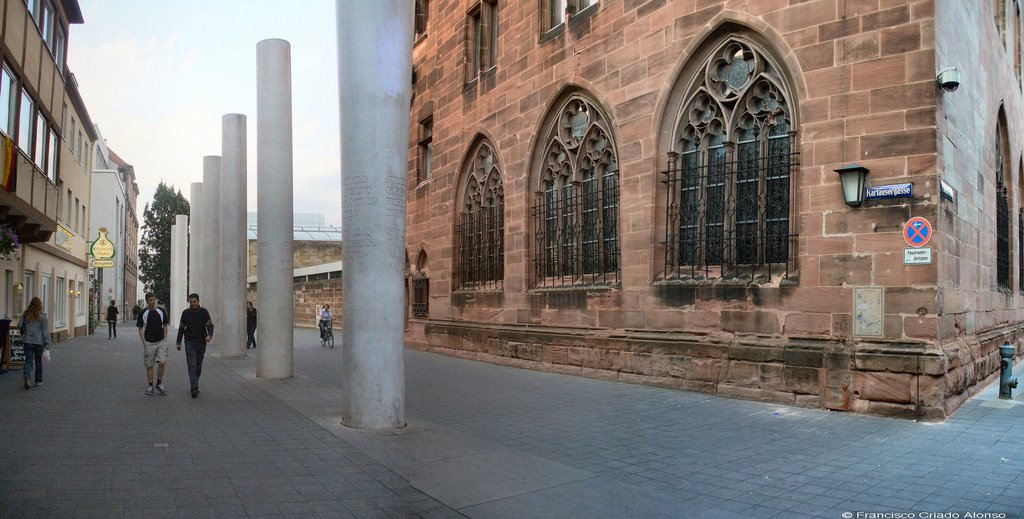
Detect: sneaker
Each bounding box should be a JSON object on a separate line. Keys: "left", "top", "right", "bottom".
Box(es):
{"left": 190, "top": 389, "right": 198, "bottom": 398}
{"left": 34, "top": 381, "right": 42, "bottom": 387}
{"left": 156, "top": 383, "right": 166, "bottom": 395}
{"left": 146, "top": 385, "right": 154, "bottom": 395}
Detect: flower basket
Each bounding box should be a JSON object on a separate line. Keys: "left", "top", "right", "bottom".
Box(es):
{"left": 0, "top": 223, "right": 19, "bottom": 260}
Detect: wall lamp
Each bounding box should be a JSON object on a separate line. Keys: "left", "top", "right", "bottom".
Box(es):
{"left": 14, "top": 282, "right": 23, "bottom": 291}
{"left": 834, "top": 164, "right": 870, "bottom": 207}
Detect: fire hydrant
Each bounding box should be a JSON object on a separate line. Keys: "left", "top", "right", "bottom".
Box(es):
{"left": 1000, "top": 343, "right": 1018, "bottom": 399}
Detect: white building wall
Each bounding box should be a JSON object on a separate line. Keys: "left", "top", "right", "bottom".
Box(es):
{"left": 89, "top": 166, "right": 127, "bottom": 321}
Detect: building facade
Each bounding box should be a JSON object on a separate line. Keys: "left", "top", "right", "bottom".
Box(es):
{"left": 245, "top": 212, "right": 343, "bottom": 327}
{"left": 39, "top": 71, "right": 94, "bottom": 339}
{"left": 0, "top": 0, "right": 92, "bottom": 342}
{"left": 88, "top": 135, "right": 129, "bottom": 322}
{"left": 116, "top": 151, "right": 139, "bottom": 309}
{"left": 405, "top": 0, "right": 1024, "bottom": 418}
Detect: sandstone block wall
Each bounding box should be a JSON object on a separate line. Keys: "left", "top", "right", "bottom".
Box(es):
{"left": 403, "top": 0, "right": 1024, "bottom": 418}
{"left": 247, "top": 240, "right": 342, "bottom": 277}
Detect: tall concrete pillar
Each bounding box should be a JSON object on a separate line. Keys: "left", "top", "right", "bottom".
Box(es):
{"left": 170, "top": 221, "right": 178, "bottom": 319}
{"left": 188, "top": 182, "right": 203, "bottom": 296}
{"left": 220, "top": 114, "right": 248, "bottom": 358}
{"left": 170, "top": 214, "right": 188, "bottom": 319}
{"left": 336, "top": 0, "right": 411, "bottom": 430}
{"left": 201, "top": 156, "right": 222, "bottom": 337}
{"left": 256, "top": 39, "right": 294, "bottom": 379}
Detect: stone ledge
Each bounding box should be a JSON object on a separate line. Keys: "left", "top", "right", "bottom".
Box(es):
{"left": 413, "top": 320, "right": 1021, "bottom": 420}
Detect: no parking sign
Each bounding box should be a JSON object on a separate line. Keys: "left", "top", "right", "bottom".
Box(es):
{"left": 903, "top": 217, "right": 932, "bottom": 247}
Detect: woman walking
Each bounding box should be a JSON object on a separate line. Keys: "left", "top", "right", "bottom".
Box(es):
{"left": 20, "top": 296, "right": 50, "bottom": 389}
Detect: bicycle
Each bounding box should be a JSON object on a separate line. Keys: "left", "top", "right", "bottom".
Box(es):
{"left": 320, "top": 318, "right": 334, "bottom": 348}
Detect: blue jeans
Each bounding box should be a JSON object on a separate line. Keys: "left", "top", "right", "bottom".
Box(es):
{"left": 184, "top": 340, "right": 206, "bottom": 392}
{"left": 22, "top": 343, "right": 43, "bottom": 383}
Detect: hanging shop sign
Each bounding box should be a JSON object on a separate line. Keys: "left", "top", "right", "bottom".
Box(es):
{"left": 90, "top": 228, "right": 116, "bottom": 261}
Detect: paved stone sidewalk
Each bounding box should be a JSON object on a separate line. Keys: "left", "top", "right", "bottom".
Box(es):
{"left": 0, "top": 324, "right": 458, "bottom": 518}
{"left": 229, "top": 331, "right": 1024, "bottom": 519}
{"left": 2, "top": 323, "right": 1024, "bottom": 518}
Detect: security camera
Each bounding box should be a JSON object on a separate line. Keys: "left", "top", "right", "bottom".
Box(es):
{"left": 936, "top": 67, "right": 960, "bottom": 92}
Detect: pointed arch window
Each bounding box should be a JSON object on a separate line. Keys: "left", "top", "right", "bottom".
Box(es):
{"left": 1018, "top": 160, "right": 1024, "bottom": 294}
{"left": 996, "top": 115, "right": 1011, "bottom": 291}
{"left": 662, "top": 39, "right": 797, "bottom": 281}
{"left": 532, "top": 94, "right": 619, "bottom": 287}
{"left": 455, "top": 141, "right": 504, "bottom": 290}
{"left": 412, "top": 250, "right": 429, "bottom": 317}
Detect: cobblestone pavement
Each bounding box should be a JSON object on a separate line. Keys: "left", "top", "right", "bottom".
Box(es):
{"left": 2, "top": 323, "right": 1024, "bottom": 518}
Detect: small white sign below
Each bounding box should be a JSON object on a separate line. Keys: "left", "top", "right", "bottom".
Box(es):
{"left": 904, "top": 247, "right": 932, "bottom": 265}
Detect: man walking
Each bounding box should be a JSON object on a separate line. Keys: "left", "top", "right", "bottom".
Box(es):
{"left": 106, "top": 300, "right": 119, "bottom": 339}
{"left": 136, "top": 292, "right": 169, "bottom": 395}
{"left": 176, "top": 293, "right": 213, "bottom": 398}
{"left": 246, "top": 301, "right": 257, "bottom": 349}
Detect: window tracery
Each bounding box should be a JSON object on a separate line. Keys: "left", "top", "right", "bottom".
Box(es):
{"left": 533, "top": 94, "right": 619, "bottom": 287}
{"left": 456, "top": 141, "right": 504, "bottom": 290}
{"left": 662, "top": 38, "right": 797, "bottom": 281}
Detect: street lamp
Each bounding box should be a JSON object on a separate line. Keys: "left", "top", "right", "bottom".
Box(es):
{"left": 834, "top": 164, "right": 870, "bottom": 207}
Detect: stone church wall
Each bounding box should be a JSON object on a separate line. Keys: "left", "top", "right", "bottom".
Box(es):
{"left": 404, "top": 0, "right": 1024, "bottom": 418}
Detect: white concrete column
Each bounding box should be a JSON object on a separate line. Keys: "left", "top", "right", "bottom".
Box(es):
{"left": 201, "top": 156, "right": 222, "bottom": 337}
{"left": 256, "top": 39, "right": 294, "bottom": 379}
{"left": 170, "top": 222, "right": 178, "bottom": 320}
{"left": 336, "top": 0, "right": 411, "bottom": 430}
{"left": 170, "top": 214, "right": 189, "bottom": 320}
{"left": 188, "top": 182, "right": 203, "bottom": 296}
{"left": 220, "top": 114, "right": 248, "bottom": 358}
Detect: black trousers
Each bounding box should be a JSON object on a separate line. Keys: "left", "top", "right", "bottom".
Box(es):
{"left": 184, "top": 340, "right": 206, "bottom": 392}
{"left": 107, "top": 320, "right": 116, "bottom": 337}
{"left": 247, "top": 328, "right": 256, "bottom": 348}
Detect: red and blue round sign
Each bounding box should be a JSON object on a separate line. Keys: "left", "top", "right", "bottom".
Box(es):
{"left": 903, "top": 217, "right": 932, "bottom": 247}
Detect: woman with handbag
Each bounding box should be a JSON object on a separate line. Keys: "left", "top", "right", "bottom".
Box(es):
{"left": 20, "top": 296, "right": 50, "bottom": 389}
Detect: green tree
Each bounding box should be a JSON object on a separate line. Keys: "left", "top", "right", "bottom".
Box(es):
{"left": 139, "top": 182, "right": 190, "bottom": 314}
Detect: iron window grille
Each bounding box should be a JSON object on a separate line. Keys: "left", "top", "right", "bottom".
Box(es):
{"left": 661, "top": 136, "right": 797, "bottom": 281}
{"left": 1018, "top": 207, "right": 1023, "bottom": 294}
{"left": 531, "top": 94, "right": 620, "bottom": 288}
{"left": 998, "top": 182, "right": 1010, "bottom": 291}
{"left": 997, "top": 117, "right": 1011, "bottom": 292}
{"left": 456, "top": 208, "right": 504, "bottom": 290}
{"left": 660, "top": 38, "right": 798, "bottom": 282}
{"left": 455, "top": 142, "right": 504, "bottom": 290}
{"left": 412, "top": 275, "right": 429, "bottom": 317}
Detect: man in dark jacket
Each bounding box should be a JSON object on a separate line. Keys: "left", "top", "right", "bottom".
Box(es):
{"left": 246, "top": 302, "right": 257, "bottom": 349}
{"left": 106, "top": 300, "right": 119, "bottom": 339}
{"left": 175, "top": 293, "right": 214, "bottom": 398}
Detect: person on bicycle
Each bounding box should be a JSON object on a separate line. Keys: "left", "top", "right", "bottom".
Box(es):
{"left": 318, "top": 304, "right": 332, "bottom": 341}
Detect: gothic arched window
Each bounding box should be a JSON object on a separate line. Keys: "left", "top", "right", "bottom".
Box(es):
{"left": 532, "top": 94, "right": 619, "bottom": 287}
{"left": 996, "top": 111, "right": 1011, "bottom": 291}
{"left": 455, "top": 140, "right": 504, "bottom": 290}
{"left": 663, "top": 38, "right": 796, "bottom": 281}
{"left": 1018, "top": 159, "right": 1023, "bottom": 294}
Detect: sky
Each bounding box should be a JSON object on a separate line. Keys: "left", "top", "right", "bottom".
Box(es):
{"left": 68, "top": 0, "right": 342, "bottom": 226}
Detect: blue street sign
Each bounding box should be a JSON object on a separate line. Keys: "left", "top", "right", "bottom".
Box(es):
{"left": 865, "top": 183, "right": 913, "bottom": 201}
